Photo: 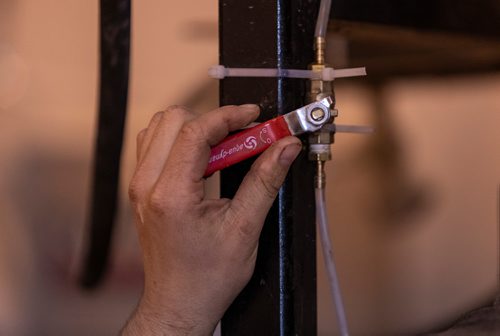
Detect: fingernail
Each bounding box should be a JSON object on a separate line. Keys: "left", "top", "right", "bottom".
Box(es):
{"left": 240, "top": 104, "right": 260, "bottom": 114}
{"left": 278, "top": 143, "right": 302, "bottom": 166}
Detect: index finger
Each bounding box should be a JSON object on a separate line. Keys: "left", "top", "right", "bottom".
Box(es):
{"left": 156, "top": 104, "right": 260, "bottom": 201}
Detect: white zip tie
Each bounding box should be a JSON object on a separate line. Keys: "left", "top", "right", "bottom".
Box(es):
{"left": 208, "top": 65, "right": 366, "bottom": 81}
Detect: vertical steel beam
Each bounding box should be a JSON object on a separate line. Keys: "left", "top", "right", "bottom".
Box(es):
{"left": 220, "top": 1, "right": 319, "bottom": 334}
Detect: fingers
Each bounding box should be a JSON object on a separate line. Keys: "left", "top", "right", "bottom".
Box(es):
{"left": 137, "top": 111, "right": 164, "bottom": 164}
{"left": 228, "top": 136, "right": 302, "bottom": 239}
{"left": 130, "top": 106, "right": 194, "bottom": 205}
{"left": 136, "top": 106, "right": 194, "bottom": 188}
{"left": 156, "top": 104, "right": 260, "bottom": 201}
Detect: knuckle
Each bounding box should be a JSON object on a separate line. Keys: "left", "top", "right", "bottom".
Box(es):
{"left": 151, "top": 111, "right": 164, "bottom": 122}
{"left": 164, "top": 104, "right": 184, "bottom": 112}
{"left": 164, "top": 105, "right": 192, "bottom": 119}
{"left": 253, "top": 161, "right": 280, "bottom": 199}
{"left": 128, "top": 177, "right": 144, "bottom": 204}
{"left": 147, "top": 191, "right": 165, "bottom": 215}
{"left": 218, "top": 105, "right": 237, "bottom": 111}
{"left": 136, "top": 128, "right": 146, "bottom": 141}
{"left": 219, "top": 113, "right": 233, "bottom": 129}
{"left": 147, "top": 189, "right": 173, "bottom": 216}
{"left": 179, "top": 120, "right": 204, "bottom": 142}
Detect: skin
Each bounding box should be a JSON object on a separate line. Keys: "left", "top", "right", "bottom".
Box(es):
{"left": 122, "top": 104, "right": 302, "bottom": 335}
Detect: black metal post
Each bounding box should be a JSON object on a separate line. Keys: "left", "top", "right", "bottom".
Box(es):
{"left": 80, "top": 0, "right": 131, "bottom": 288}
{"left": 220, "top": 1, "right": 319, "bottom": 335}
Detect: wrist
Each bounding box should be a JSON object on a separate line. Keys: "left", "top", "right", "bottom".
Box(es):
{"left": 122, "top": 294, "right": 216, "bottom": 336}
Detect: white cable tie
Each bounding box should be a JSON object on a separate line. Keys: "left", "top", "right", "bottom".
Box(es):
{"left": 334, "top": 124, "right": 375, "bottom": 134}
{"left": 321, "top": 67, "right": 367, "bottom": 81}
{"left": 208, "top": 65, "right": 227, "bottom": 79}
{"left": 208, "top": 65, "right": 367, "bottom": 81}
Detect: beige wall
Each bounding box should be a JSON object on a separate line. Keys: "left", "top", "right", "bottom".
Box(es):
{"left": 319, "top": 77, "right": 500, "bottom": 335}
{"left": 0, "top": 1, "right": 498, "bottom": 335}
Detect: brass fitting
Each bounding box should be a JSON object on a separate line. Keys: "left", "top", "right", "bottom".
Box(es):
{"left": 314, "top": 160, "right": 326, "bottom": 189}
{"left": 308, "top": 37, "right": 333, "bottom": 103}
{"left": 308, "top": 36, "right": 336, "bottom": 189}
{"left": 314, "top": 36, "right": 326, "bottom": 65}
{"left": 308, "top": 36, "right": 330, "bottom": 103}
{"left": 308, "top": 63, "right": 334, "bottom": 103}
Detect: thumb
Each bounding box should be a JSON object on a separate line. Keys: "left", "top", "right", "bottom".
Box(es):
{"left": 229, "top": 136, "right": 302, "bottom": 238}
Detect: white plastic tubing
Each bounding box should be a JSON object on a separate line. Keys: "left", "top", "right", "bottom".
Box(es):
{"left": 316, "top": 187, "right": 350, "bottom": 336}
{"left": 317, "top": 1, "right": 351, "bottom": 332}
{"left": 315, "top": 0, "right": 332, "bottom": 38}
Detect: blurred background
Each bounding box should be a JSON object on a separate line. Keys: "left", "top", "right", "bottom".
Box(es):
{"left": 0, "top": 1, "right": 499, "bottom": 335}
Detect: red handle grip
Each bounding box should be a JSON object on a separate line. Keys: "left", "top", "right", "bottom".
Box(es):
{"left": 204, "top": 116, "right": 291, "bottom": 177}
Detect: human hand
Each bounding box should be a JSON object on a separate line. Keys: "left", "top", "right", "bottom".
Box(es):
{"left": 122, "top": 105, "right": 302, "bottom": 335}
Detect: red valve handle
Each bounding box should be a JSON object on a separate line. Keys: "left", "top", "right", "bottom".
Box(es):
{"left": 204, "top": 115, "right": 292, "bottom": 177}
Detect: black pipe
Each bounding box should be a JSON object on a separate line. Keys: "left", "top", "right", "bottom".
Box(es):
{"left": 80, "top": 0, "right": 131, "bottom": 289}
{"left": 220, "top": 1, "right": 319, "bottom": 334}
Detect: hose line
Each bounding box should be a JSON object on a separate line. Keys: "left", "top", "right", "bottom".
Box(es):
{"left": 315, "top": 0, "right": 332, "bottom": 38}
{"left": 315, "top": 187, "right": 350, "bottom": 336}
